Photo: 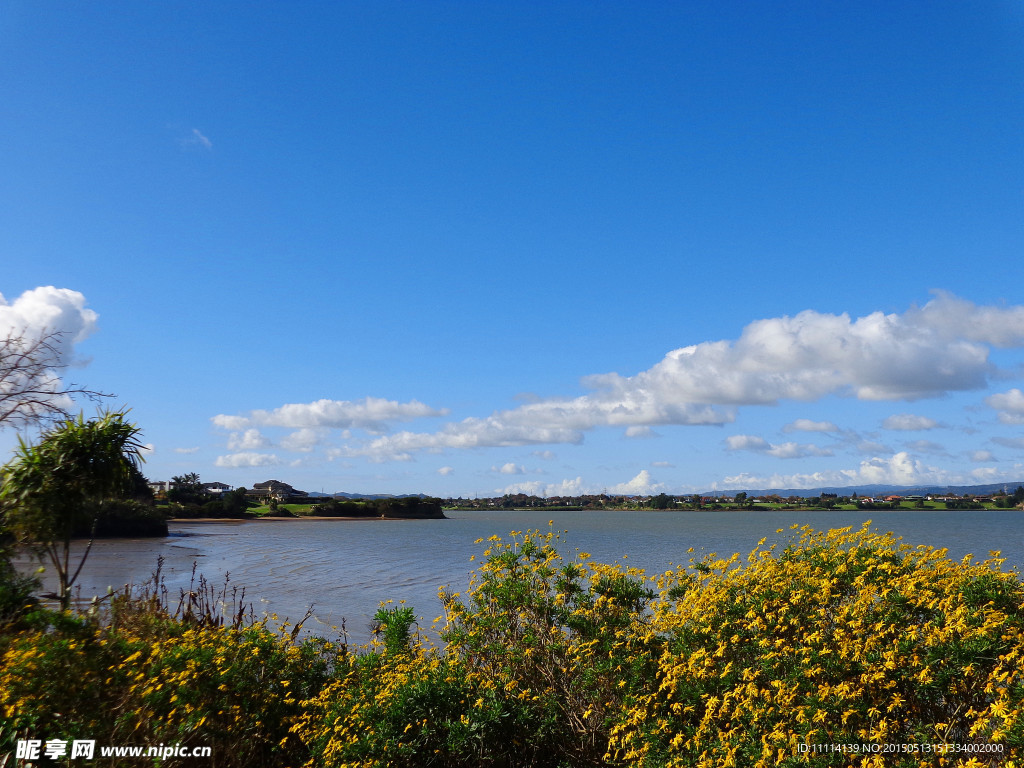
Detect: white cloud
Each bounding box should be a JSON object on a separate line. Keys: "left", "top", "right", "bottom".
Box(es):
{"left": 651, "top": 460, "right": 675, "bottom": 468}
{"left": 625, "top": 426, "right": 657, "bottom": 439}
{"left": 140, "top": 443, "right": 155, "bottom": 455}
{"left": 493, "top": 462, "right": 526, "bottom": 475}
{"left": 0, "top": 286, "right": 99, "bottom": 364}
{"left": 722, "top": 451, "right": 950, "bottom": 490}
{"left": 500, "top": 477, "right": 585, "bottom": 497}
{"left": 181, "top": 128, "right": 212, "bottom": 150}
{"left": 532, "top": 450, "right": 556, "bottom": 460}
{"left": 909, "top": 291, "right": 1024, "bottom": 348}
{"left": 725, "top": 435, "right": 770, "bottom": 452}
{"left": 0, "top": 287, "right": 101, "bottom": 421}
{"left": 767, "top": 442, "right": 833, "bottom": 459}
{"left": 212, "top": 397, "right": 446, "bottom": 431}
{"left": 594, "top": 292, "right": 1005, "bottom": 408}
{"left": 228, "top": 428, "right": 272, "bottom": 451}
{"left": 214, "top": 452, "right": 281, "bottom": 468}
{"left": 174, "top": 446, "right": 200, "bottom": 454}
{"left": 882, "top": 414, "right": 939, "bottom": 431}
{"left": 437, "top": 466, "right": 454, "bottom": 476}
{"left": 346, "top": 418, "right": 585, "bottom": 462}
{"left": 783, "top": 418, "right": 839, "bottom": 433}
{"left": 857, "top": 453, "right": 946, "bottom": 485}
{"left": 725, "top": 434, "right": 832, "bottom": 459}
{"left": 971, "top": 466, "right": 1002, "bottom": 482}
{"left": 986, "top": 388, "right": 1024, "bottom": 425}
{"left": 608, "top": 470, "right": 664, "bottom": 495}
{"left": 972, "top": 462, "right": 1024, "bottom": 482}
{"left": 280, "top": 428, "right": 324, "bottom": 453}
{"left": 970, "top": 450, "right": 995, "bottom": 462}
{"left": 338, "top": 293, "right": 1024, "bottom": 462}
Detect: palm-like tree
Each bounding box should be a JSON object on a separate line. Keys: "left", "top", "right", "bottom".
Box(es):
{"left": 0, "top": 410, "right": 145, "bottom": 610}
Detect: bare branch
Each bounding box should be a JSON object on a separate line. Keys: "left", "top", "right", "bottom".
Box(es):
{"left": 0, "top": 327, "right": 113, "bottom": 431}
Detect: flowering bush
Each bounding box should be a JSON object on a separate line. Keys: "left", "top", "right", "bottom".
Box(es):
{"left": 3, "top": 523, "right": 1022, "bottom": 767}
{"left": 611, "top": 523, "right": 1024, "bottom": 767}
{"left": 1, "top": 581, "right": 337, "bottom": 766}
{"left": 298, "top": 524, "right": 1023, "bottom": 767}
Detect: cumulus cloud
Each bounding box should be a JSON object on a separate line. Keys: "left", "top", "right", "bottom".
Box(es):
{"left": 725, "top": 434, "right": 833, "bottom": 459}
{"left": 280, "top": 428, "right": 324, "bottom": 453}
{"left": 227, "top": 429, "right": 272, "bottom": 451}
{"left": 783, "top": 419, "right": 839, "bottom": 433}
{"left": 971, "top": 466, "right": 1002, "bottom": 482}
{"left": 970, "top": 450, "right": 995, "bottom": 462}
{"left": 532, "top": 450, "right": 556, "bottom": 460}
{"left": 723, "top": 451, "right": 950, "bottom": 490}
{"left": 345, "top": 418, "right": 585, "bottom": 462}
{"left": 882, "top": 414, "right": 939, "bottom": 431}
{"left": 213, "top": 397, "right": 446, "bottom": 432}
{"left": 608, "top": 470, "right": 664, "bottom": 495}
{"left": 986, "top": 388, "right": 1024, "bottom": 425}
{"left": 0, "top": 287, "right": 101, "bottom": 422}
{"left": 500, "top": 477, "right": 584, "bottom": 497}
{"left": 0, "top": 286, "right": 99, "bottom": 364}
{"left": 725, "top": 435, "right": 770, "bottom": 452}
{"left": 590, "top": 291, "right": 1009, "bottom": 408}
{"left": 625, "top": 426, "right": 657, "bottom": 439}
{"left": 437, "top": 466, "right": 454, "bottom": 476}
{"left": 494, "top": 462, "right": 525, "bottom": 475}
{"left": 214, "top": 452, "right": 281, "bottom": 468}
{"left": 338, "top": 293, "right": 1024, "bottom": 462}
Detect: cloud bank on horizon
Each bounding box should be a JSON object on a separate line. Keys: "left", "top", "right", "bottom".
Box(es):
{"left": 6, "top": 286, "right": 1024, "bottom": 494}
{"left": 199, "top": 291, "right": 1024, "bottom": 493}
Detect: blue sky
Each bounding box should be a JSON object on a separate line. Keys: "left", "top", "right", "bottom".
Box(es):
{"left": 3, "top": 2, "right": 1024, "bottom": 496}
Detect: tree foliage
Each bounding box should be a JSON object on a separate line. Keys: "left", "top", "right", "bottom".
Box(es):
{"left": 0, "top": 410, "right": 146, "bottom": 609}
{"left": 168, "top": 472, "right": 204, "bottom": 504}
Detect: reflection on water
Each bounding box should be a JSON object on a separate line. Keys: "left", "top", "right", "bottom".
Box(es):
{"left": 15, "top": 509, "right": 1024, "bottom": 644}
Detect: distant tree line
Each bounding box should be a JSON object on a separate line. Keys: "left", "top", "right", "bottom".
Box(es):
{"left": 310, "top": 496, "right": 444, "bottom": 519}
{"left": 166, "top": 474, "right": 253, "bottom": 519}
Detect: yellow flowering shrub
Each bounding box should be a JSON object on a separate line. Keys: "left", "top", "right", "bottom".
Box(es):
{"left": 610, "top": 522, "right": 1024, "bottom": 767}
{"left": 4, "top": 523, "right": 1022, "bottom": 767}
{"left": 1, "top": 600, "right": 337, "bottom": 766}
{"left": 298, "top": 529, "right": 664, "bottom": 767}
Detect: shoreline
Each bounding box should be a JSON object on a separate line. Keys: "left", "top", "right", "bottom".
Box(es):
{"left": 169, "top": 515, "right": 428, "bottom": 523}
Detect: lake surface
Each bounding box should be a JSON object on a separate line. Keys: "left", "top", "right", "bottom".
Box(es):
{"left": 18, "top": 509, "right": 1024, "bottom": 643}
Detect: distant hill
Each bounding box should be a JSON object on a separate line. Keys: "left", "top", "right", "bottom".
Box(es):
{"left": 330, "top": 491, "right": 430, "bottom": 500}
{"left": 706, "top": 482, "right": 1024, "bottom": 498}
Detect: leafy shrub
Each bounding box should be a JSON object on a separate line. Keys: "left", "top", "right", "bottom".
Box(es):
{"left": 0, "top": 566, "right": 337, "bottom": 767}
{"left": 0, "top": 555, "right": 38, "bottom": 626}
{"left": 610, "top": 523, "right": 1024, "bottom": 767}
{"left": 3, "top": 524, "right": 1023, "bottom": 767}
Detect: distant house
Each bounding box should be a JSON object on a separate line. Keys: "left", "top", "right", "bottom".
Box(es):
{"left": 202, "top": 482, "right": 233, "bottom": 494}
{"left": 248, "top": 480, "right": 307, "bottom": 501}
{"left": 148, "top": 480, "right": 172, "bottom": 494}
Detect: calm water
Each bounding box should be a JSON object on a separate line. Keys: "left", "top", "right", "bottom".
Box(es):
{"left": 18, "top": 509, "right": 1024, "bottom": 643}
